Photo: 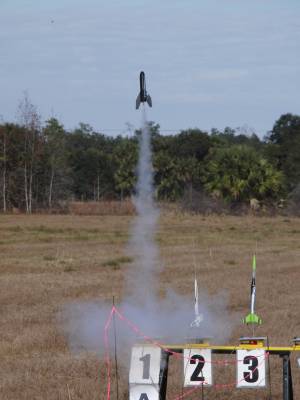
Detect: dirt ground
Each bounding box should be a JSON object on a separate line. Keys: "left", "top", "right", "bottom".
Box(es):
{"left": 0, "top": 213, "right": 299, "bottom": 400}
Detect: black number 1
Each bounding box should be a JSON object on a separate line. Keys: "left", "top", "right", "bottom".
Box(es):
{"left": 139, "top": 354, "right": 151, "bottom": 379}
{"left": 190, "top": 355, "right": 205, "bottom": 382}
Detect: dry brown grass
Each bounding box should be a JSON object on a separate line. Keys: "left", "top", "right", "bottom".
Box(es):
{"left": 0, "top": 213, "right": 300, "bottom": 399}
{"left": 68, "top": 201, "right": 135, "bottom": 216}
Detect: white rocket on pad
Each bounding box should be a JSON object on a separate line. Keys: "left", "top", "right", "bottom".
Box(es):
{"left": 190, "top": 275, "right": 203, "bottom": 327}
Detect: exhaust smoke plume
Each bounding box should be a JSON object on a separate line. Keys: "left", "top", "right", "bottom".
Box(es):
{"left": 126, "top": 107, "right": 160, "bottom": 305}
{"left": 61, "top": 108, "right": 235, "bottom": 358}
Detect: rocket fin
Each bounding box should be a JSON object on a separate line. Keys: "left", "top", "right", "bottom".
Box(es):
{"left": 242, "top": 313, "right": 262, "bottom": 325}
{"left": 146, "top": 95, "right": 152, "bottom": 107}
{"left": 136, "top": 94, "right": 141, "bottom": 109}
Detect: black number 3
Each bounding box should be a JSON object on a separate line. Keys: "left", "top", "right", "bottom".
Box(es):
{"left": 243, "top": 356, "right": 259, "bottom": 383}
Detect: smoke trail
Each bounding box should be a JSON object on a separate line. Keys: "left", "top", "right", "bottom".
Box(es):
{"left": 126, "top": 107, "right": 160, "bottom": 304}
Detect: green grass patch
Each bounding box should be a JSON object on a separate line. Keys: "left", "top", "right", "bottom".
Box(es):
{"left": 102, "top": 256, "right": 133, "bottom": 269}
{"left": 225, "top": 259, "right": 236, "bottom": 265}
{"left": 64, "top": 265, "right": 76, "bottom": 272}
{"left": 43, "top": 255, "right": 56, "bottom": 261}
{"left": 289, "top": 229, "right": 300, "bottom": 234}
{"left": 3, "top": 225, "right": 24, "bottom": 233}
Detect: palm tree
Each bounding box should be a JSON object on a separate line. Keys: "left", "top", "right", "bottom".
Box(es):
{"left": 204, "top": 146, "right": 283, "bottom": 203}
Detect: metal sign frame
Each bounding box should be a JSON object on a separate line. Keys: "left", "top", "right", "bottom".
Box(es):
{"left": 157, "top": 342, "right": 299, "bottom": 400}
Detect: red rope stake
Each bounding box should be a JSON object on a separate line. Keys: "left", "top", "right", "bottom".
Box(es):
{"left": 103, "top": 306, "right": 116, "bottom": 400}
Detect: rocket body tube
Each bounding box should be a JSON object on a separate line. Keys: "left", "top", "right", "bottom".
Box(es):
{"left": 250, "top": 279, "right": 256, "bottom": 314}
{"left": 136, "top": 71, "right": 152, "bottom": 109}
{"left": 242, "top": 255, "right": 262, "bottom": 326}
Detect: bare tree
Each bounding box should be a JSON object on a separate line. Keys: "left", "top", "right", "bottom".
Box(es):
{"left": 43, "top": 118, "right": 68, "bottom": 209}
{"left": 17, "top": 92, "right": 41, "bottom": 213}
{"left": 2, "top": 129, "right": 7, "bottom": 212}
{"left": 0, "top": 124, "right": 7, "bottom": 212}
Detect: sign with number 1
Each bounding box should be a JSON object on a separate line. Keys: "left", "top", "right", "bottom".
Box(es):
{"left": 129, "top": 346, "right": 162, "bottom": 400}
{"left": 129, "top": 346, "right": 162, "bottom": 385}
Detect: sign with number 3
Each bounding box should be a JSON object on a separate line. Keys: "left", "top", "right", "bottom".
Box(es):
{"left": 236, "top": 349, "right": 266, "bottom": 388}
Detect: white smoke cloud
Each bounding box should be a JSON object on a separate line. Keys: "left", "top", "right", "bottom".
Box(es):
{"left": 60, "top": 108, "right": 235, "bottom": 359}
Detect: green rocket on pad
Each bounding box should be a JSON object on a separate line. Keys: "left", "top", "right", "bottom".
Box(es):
{"left": 242, "top": 255, "right": 262, "bottom": 325}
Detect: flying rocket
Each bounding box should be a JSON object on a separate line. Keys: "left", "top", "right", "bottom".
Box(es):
{"left": 242, "top": 255, "right": 262, "bottom": 325}
{"left": 190, "top": 276, "right": 203, "bottom": 328}
{"left": 136, "top": 71, "right": 152, "bottom": 109}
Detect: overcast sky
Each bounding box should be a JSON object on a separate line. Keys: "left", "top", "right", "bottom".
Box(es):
{"left": 0, "top": 0, "right": 299, "bottom": 136}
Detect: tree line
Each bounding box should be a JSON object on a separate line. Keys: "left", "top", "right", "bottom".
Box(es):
{"left": 1, "top": 95, "right": 300, "bottom": 213}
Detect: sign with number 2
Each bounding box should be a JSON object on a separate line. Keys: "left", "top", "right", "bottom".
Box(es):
{"left": 183, "top": 349, "right": 212, "bottom": 387}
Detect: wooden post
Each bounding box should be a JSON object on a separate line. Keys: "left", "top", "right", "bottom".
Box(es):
{"left": 159, "top": 351, "right": 169, "bottom": 400}
{"left": 282, "top": 354, "right": 293, "bottom": 400}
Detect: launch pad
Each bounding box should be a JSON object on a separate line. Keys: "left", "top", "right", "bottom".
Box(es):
{"left": 129, "top": 337, "right": 300, "bottom": 400}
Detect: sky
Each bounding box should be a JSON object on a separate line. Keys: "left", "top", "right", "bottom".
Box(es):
{"left": 0, "top": 0, "right": 299, "bottom": 137}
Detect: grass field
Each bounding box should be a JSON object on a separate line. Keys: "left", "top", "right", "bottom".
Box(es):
{"left": 1, "top": 213, "right": 300, "bottom": 399}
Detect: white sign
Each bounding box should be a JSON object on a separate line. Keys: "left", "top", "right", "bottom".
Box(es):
{"left": 183, "top": 349, "right": 212, "bottom": 387}
{"left": 129, "top": 346, "right": 162, "bottom": 385}
{"left": 236, "top": 349, "right": 266, "bottom": 388}
{"left": 129, "top": 385, "right": 159, "bottom": 400}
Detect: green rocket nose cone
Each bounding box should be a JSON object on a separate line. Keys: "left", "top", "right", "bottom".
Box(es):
{"left": 252, "top": 254, "right": 256, "bottom": 271}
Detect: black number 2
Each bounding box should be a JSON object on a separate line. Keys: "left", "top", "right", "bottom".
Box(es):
{"left": 243, "top": 356, "right": 259, "bottom": 383}
{"left": 190, "top": 355, "right": 205, "bottom": 382}
{"left": 139, "top": 354, "right": 151, "bottom": 379}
